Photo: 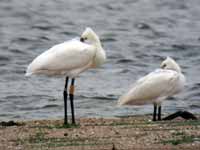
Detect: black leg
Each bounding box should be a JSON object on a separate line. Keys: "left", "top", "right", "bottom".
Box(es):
{"left": 158, "top": 105, "right": 162, "bottom": 121}
{"left": 69, "top": 78, "right": 76, "bottom": 124}
{"left": 153, "top": 103, "right": 157, "bottom": 121}
{"left": 63, "top": 77, "right": 69, "bottom": 125}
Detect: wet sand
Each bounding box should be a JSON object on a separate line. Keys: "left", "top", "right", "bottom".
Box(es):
{"left": 0, "top": 115, "right": 200, "bottom": 150}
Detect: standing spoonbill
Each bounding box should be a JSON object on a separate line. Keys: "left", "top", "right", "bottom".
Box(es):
{"left": 118, "top": 57, "right": 186, "bottom": 121}
{"left": 26, "top": 27, "right": 106, "bottom": 125}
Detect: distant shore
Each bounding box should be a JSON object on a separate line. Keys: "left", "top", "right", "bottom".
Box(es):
{"left": 0, "top": 115, "right": 200, "bottom": 150}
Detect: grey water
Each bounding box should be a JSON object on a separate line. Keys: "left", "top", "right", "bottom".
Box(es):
{"left": 0, "top": 0, "right": 200, "bottom": 121}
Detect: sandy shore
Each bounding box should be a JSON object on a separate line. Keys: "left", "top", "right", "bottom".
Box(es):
{"left": 0, "top": 115, "right": 200, "bottom": 150}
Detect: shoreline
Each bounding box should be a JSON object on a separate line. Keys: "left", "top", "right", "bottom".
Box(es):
{"left": 0, "top": 115, "right": 200, "bottom": 150}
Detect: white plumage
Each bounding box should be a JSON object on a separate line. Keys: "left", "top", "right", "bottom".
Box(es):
{"left": 118, "top": 57, "right": 186, "bottom": 121}
{"left": 118, "top": 69, "right": 185, "bottom": 106}
{"left": 26, "top": 28, "right": 106, "bottom": 77}
{"left": 25, "top": 27, "right": 106, "bottom": 125}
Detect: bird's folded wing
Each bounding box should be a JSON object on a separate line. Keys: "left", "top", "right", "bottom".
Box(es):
{"left": 26, "top": 40, "right": 96, "bottom": 75}
{"left": 118, "top": 70, "right": 179, "bottom": 105}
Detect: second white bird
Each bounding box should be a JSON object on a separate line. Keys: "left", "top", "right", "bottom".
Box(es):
{"left": 118, "top": 57, "right": 186, "bottom": 121}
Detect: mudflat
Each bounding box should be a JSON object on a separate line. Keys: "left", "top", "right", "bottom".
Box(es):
{"left": 0, "top": 116, "right": 200, "bottom": 150}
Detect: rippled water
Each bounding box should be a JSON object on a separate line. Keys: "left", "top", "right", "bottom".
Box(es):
{"left": 0, "top": 0, "right": 200, "bottom": 121}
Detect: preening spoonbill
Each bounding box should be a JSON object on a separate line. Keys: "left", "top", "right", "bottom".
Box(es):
{"left": 118, "top": 57, "right": 186, "bottom": 121}
{"left": 26, "top": 27, "right": 106, "bottom": 125}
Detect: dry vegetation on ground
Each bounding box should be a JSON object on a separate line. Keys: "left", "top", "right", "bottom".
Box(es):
{"left": 0, "top": 116, "right": 200, "bottom": 150}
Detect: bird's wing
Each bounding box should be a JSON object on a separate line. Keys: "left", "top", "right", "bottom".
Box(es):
{"left": 26, "top": 40, "right": 96, "bottom": 75}
{"left": 118, "top": 69, "right": 180, "bottom": 106}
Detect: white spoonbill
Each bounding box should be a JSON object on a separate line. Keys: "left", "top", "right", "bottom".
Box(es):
{"left": 118, "top": 57, "right": 186, "bottom": 121}
{"left": 26, "top": 27, "right": 106, "bottom": 125}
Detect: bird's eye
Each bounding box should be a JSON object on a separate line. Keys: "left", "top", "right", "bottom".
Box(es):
{"left": 80, "top": 37, "right": 87, "bottom": 42}
{"left": 161, "top": 64, "right": 167, "bottom": 69}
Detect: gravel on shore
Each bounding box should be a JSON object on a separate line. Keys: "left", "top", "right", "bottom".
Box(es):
{"left": 0, "top": 115, "right": 200, "bottom": 150}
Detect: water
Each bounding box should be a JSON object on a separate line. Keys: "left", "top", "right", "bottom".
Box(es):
{"left": 0, "top": 0, "right": 200, "bottom": 121}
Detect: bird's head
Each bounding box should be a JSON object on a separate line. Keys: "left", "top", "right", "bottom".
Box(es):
{"left": 160, "top": 57, "right": 182, "bottom": 73}
{"left": 80, "top": 27, "right": 99, "bottom": 43}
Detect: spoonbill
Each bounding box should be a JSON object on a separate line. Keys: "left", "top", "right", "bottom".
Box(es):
{"left": 118, "top": 57, "right": 186, "bottom": 121}
{"left": 26, "top": 27, "right": 106, "bottom": 125}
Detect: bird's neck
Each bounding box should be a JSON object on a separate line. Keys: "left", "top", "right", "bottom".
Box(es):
{"left": 93, "top": 37, "right": 106, "bottom": 68}
{"left": 91, "top": 32, "right": 102, "bottom": 49}
{"left": 170, "top": 60, "right": 182, "bottom": 73}
{"left": 90, "top": 32, "right": 106, "bottom": 67}
{"left": 95, "top": 39, "right": 102, "bottom": 49}
{"left": 93, "top": 48, "right": 106, "bottom": 67}
{"left": 173, "top": 65, "right": 182, "bottom": 73}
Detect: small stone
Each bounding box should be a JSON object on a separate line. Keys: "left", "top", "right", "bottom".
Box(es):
{"left": 64, "top": 133, "right": 68, "bottom": 136}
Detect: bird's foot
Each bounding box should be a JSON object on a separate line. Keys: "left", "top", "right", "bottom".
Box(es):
{"left": 63, "top": 123, "right": 79, "bottom": 128}
{"left": 162, "top": 111, "right": 197, "bottom": 121}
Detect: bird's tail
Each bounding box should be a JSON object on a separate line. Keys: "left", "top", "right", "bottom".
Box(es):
{"left": 25, "top": 71, "right": 32, "bottom": 76}
{"left": 117, "top": 95, "right": 127, "bottom": 106}
{"left": 25, "top": 65, "right": 33, "bottom": 76}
